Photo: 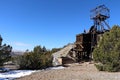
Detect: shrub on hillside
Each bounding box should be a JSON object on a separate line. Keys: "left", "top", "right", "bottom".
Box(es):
{"left": 93, "top": 25, "right": 120, "bottom": 72}
{"left": 16, "top": 46, "right": 52, "bottom": 70}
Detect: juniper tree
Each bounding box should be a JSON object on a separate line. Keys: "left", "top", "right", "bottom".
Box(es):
{"left": 0, "top": 35, "right": 12, "bottom": 66}
{"left": 93, "top": 25, "right": 120, "bottom": 72}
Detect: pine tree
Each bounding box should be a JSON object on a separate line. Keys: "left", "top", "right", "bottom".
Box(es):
{"left": 93, "top": 25, "right": 120, "bottom": 72}
{"left": 0, "top": 35, "right": 12, "bottom": 66}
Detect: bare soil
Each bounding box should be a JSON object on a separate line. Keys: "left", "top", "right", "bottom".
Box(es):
{"left": 17, "top": 62, "right": 120, "bottom": 80}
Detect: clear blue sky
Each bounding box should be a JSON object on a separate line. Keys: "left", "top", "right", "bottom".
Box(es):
{"left": 0, "top": 0, "right": 120, "bottom": 51}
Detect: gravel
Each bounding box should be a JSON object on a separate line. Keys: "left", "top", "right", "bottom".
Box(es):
{"left": 17, "top": 62, "right": 120, "bottom": 80}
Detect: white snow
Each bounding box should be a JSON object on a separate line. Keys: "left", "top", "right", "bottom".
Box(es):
{"left": 0, "top": 66, "right": 65, "bottom": 80}
{"left": 46, "top": 66, "right": 65, "bottom": 70}
{"left": 0, "top": 70, "right": 35, "bottom": 80}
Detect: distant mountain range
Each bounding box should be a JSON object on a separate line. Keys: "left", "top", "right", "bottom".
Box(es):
{"left": 11, "top": 51, "right": 24, "bottom": 57}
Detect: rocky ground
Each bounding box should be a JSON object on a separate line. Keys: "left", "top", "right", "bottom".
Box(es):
{"left": 17, "top": 62, "right": 120, "bottom": 80}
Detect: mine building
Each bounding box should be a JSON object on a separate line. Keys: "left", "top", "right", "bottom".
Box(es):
{"left": 74, "top": 5, "right": 110, "bottom": 61}
{"left": 52, "top": 5, "right": 111, "bottom": 66}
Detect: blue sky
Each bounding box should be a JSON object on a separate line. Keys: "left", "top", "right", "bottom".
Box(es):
{"left": 0, "top": 0, "right": 120, "bottom": 51}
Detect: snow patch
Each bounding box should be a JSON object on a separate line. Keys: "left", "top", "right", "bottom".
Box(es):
{"left": 0, "top": 66, "right": 64, "bottom": 80}
{"left": 0, "top": 70, "right": 35, "bottom": 80}
{"left": 46, "top": 66, "right": 65, "bottom": 70}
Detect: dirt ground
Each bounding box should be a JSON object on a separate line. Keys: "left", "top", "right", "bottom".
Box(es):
{"left": 17, "top": 62, "right": 120, "bottom": 80}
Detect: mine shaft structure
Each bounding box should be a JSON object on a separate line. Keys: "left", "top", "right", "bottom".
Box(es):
{"left": 90, "top": 5, "right": 110, "bottom": 32}
{"left": 74, "top": 5, "right": 110, "bottom": 62}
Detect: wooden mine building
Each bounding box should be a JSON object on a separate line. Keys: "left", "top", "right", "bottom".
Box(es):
{"left": 74, "top": 5, "right": 110, "bottom": 61}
